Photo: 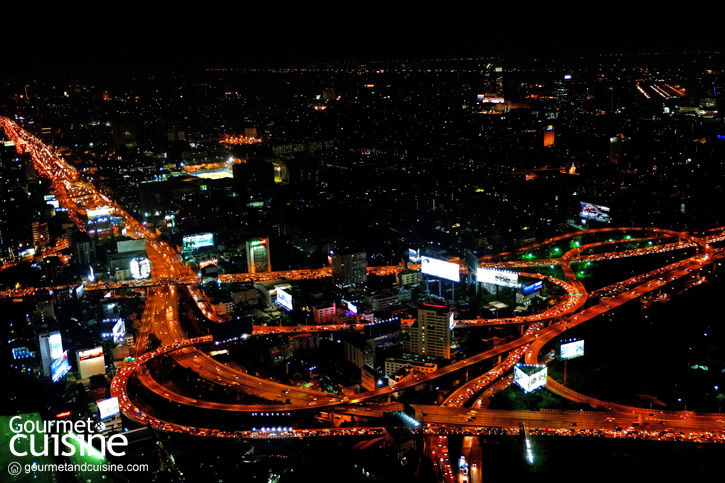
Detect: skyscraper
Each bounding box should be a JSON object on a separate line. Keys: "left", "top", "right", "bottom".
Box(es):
{"left": 38, "top": 330, "right": 63, "bottom": 378}
{"left": 32, "top": 221, "right": 50, "bottom": 249}
{"left": 331, "top": 249, "right": 367, "bottom": 287}
{"left": 403, "top": 303, "right": 453, "bottom": 360}
{"left": 246, "top": 238, "right": 271, "bottom": 273}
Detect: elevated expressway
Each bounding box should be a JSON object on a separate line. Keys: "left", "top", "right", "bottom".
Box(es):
{"left": 4, "top": 116, "right": 725, "bottom": 439}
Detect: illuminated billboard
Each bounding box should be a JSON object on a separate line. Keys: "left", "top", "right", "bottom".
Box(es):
{"left": 522, "top": 281, "right": 543, "bottom": 295}
{"left": 40, "top": 330, "right": 64, "bottom": 379}
{"left": 47, "top": 331, "right": 64, "bottom": 361}
{"left": 183, "top": 233, "right": 214, "bottom": 250}
{"left": 408, "top": 248, "right": 420, "bottom": 263}
{"left": 51, "top": 351, "right": 71, "bottom": 382}
{"left": 86, "top": 207, "right": 114, "bottom": 219}
{"left": 97, "top": 397, "right": 120, "bottom": 420}
{"left": 112, "top": 318, "right": 125, "bottom": 344}
{"left": 579, "top": 202, "right": 611, "bottom": 223}
{"left": 513, "top": 364, "right": 547, "bottom": 393}
{"left": 559, "top": 339, "right": 584, "bottom": 360}
{"left": 420, "top": 256, "right": 460, "bottom": 282}
{"left": 276, "top": 287, "right": 293, "bottom": 311}
{"left": 117, "top": 239, "right": 146, "bottom": 253}
{"left": 77, "top": 346, "right": 106, "bottom": 379}
{"left": 130, "top": 258, "right": 151, "bottom": 279}
{"left": 477, "top": 268, "right": 520, "bottom": 287}
{"left": 198, "top": 258, "right": 218, "bottom": 270}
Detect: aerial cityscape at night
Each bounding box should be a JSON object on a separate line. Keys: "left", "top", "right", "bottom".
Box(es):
{"left": 2, "top": 15, "right": 725, "bottom": 482}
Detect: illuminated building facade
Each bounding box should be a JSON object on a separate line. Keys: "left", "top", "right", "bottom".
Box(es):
{"left": 245, "top": 237, "right": 271, "bottom": 273}
{"left": 331, "top": 249, "right": 367, "bottom": 287}
{"left": 403, "top": 303, "right": 453, "bottom": 359}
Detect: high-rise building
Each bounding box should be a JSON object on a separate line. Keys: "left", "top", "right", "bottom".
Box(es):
{"left": 38, "top": 330, "right": 63, "bottom": 378}
{"left": 72, "top": 231, "right": 96, "bottom": 266}
{"left": 610, "top": 135, "right": 623, "bottom": 164}
{"left": 542, "top": 125, "right": 555, "bottom": 147}
{"left": 331, "top": 249, "right": 367, "bottom": 287}
{"left": 245, "top": 238, "right": 271, "bottom": 273}
{"left": 403, "top": 303, "right": 453, "bottom": 359}
{"left": 481, "top": 63, "right": 504, "bottom": 98}
{"left": 32, "top": 221, "right": 50, "bottom": 249}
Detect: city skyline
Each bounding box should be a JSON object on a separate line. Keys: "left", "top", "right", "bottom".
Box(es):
{"left": 2, "top": 27, "right": 725, "bottom": 481}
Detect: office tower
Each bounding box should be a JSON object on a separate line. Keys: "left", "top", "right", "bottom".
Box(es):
{"left": 403, "top": 303, "right": 453, "bottom": 359}
{"left": 38, "top": 331, "right": 63, "bottom": 378}
{"left": 32, "top": 221, "right": 50, "bottom": 248}
{"left": 246, "top": 238, "right": 271, "bottom": 273}
{"left": 542, "top": 125, "right": 555, "bottom": 147}
{"left": 482, "top": 63, "right": 504, "bottom": 99}
{"left": 331, "top": 249, "right": 367, "bottom": 287}
{"left": 610, "top": 135, "right": 623, "bottom": 164}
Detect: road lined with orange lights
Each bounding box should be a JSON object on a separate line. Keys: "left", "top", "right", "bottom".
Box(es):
{"left": 4, "top": 116, "right": 725, "bottom": 441}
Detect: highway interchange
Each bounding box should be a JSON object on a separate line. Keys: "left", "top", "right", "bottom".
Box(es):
{"left": 3, "top": 116, "right": 725, "bottom": 457}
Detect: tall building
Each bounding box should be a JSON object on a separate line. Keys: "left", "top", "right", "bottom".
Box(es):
{"left": 542, "top": 125, "right": 555, "bottom": 147}
{"left": 72, "top": 231, "right": 96, "bottom": 266}
{"left": 32, "top": 221, "right": 50, "bottom": 249}
{"left": 245, "top": 238, "right": 271, "bottom": 273}
{"left": 331, "top": 249, "right": 367, "bottom": 287}
{"left": 482, "top": 64, "right": 504, "bottom": 98}
{"left": 38, "top": 331, "right": 63, "bottom": 378}
{"left": 403, "top": 303, "right": 453, "bottom": 360}
{"left": 610, "top": 135, "right": 623, "bottom": 164}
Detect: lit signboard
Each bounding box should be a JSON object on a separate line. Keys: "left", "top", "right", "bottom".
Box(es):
{"left": 420, "top": 256, "right": 460, "bottom": 282}
{"left": 97, "top": 397, "right": 120, "bottom": 420}
{"left": 559, "top": 339, "right": 585, "bottom": 360}
{"left": 51, "top": 351, "right": 71, "bottom": 382}
{"left": 77, "top": 346, "right": 106, "bottom": 379}
{"left": 198, "top": 258, "right": 218, "bottom": 270}
{"left": 78, "top": 346, "right": 104, "bottom": 361}
{"left": 86, "top": 207, "right": 114, "bottom": 218}
{"left": 130, "top": 258, "right": 151, "bottom": 279}
{"left": 347, "top": 301, "right": 358, "bottom": 314}
{"left": 477, "top": 268, "right": 520, "bottom": 287}
{"left": 522, "top": 281, "right": 543, "bottom": 295}
{"left": 112, "top": 319, "right": 125, "bottom": 344}
{"left": 183, "top": 233, "right": 214, "bottom": 250}
{"left": 513, "top": 364, "right": 547, "bottom": 393}
{"left": 408, "top": 248, "right": 420, "bottom": 263}
{"left": 276, "top": 287, "right": 293, "bottom": 311}
{"left": 48, "top": 331, "right": 64, "bottom": 361}
{"left": 579, "top": 202, "right": 611, "bottom": 223}
{"left": 117, "top": 239, "right": 146, "bottom": 253}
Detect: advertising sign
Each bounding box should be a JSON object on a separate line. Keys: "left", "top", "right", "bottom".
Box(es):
{"left": 579, "top": 202, "right": 611, "bottom": 223}
{"left": 420, "top": 256, "right": 460, "bottom": 282}
{"left": 513, "top": 364, "right": 547, "bottom": 393}
{"left": 477, "top": 268, "right": 520, "bottom": 287}
{"left": 276, "top": 287, "right": 293, "bottom": 311}
{"left": 51, "top": 351, "right": 71, "bottom": 382}
{"left": 130, "top": 258, "right": 151, "bottom": 279}
{"left": 77, "top": 346, "right": 106, "bottom": 379}
{"left": 559, "top": 339, "right": 585, "bottom": 360}
{"left": 97, "top": 397, "right": 120, "bottom": 420}
{"left": 522, "top": 281, "right": 543, "bottom": 295}
{"left": 183, "top": 233, "right": 214, "bottom": 250}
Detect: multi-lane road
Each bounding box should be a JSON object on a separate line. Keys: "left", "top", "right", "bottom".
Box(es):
{"left": 4, "top": 116, "right": 725, "bottom": 447}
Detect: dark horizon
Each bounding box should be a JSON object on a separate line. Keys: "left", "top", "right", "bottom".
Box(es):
{"left": 8, "top": 12, "right": 722, "bottom": 78}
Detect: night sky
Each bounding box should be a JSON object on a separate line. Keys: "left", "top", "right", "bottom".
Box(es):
{"left": 7, "top": 9, "right": 722, "bottom": 77}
